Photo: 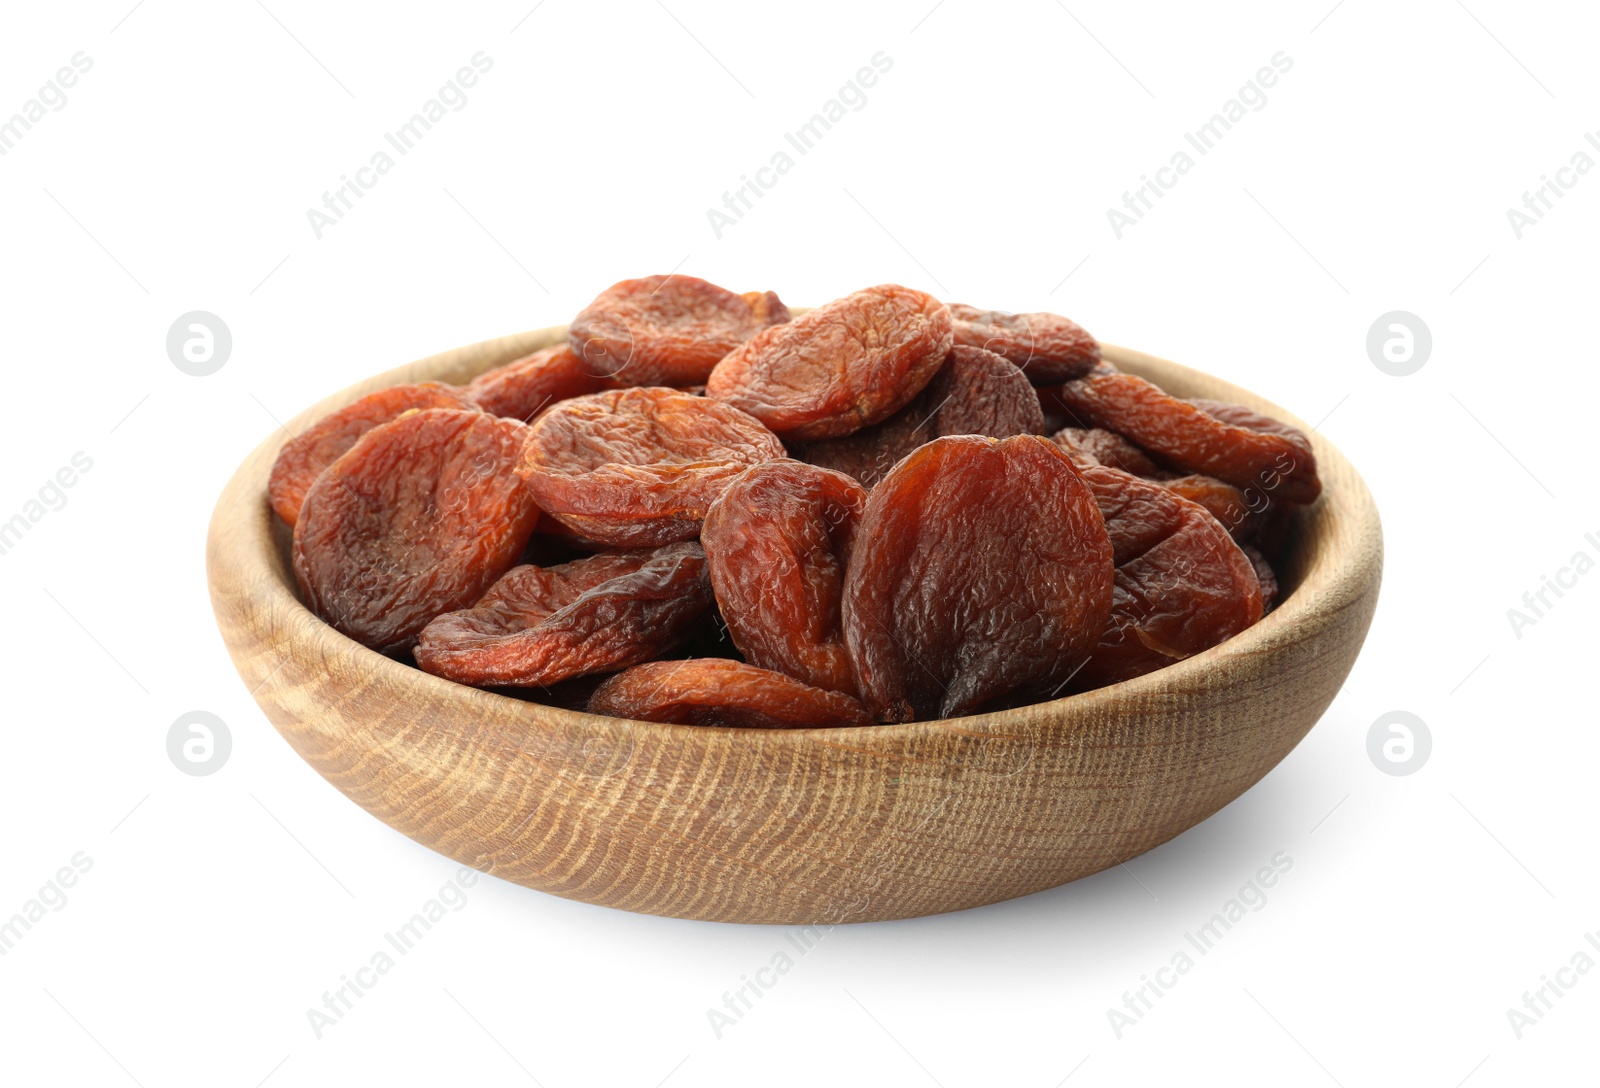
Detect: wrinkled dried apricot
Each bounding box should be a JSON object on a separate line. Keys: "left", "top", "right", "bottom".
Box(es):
{"left": 414, "top": 542, "right": 712, "bottom": 686}
{"left": 517, "top": 387, "right": 786, "bottom": 547}
{"left": 589, "top": 659, "right": 875, "bottom": 728}
{"left": 948, "top": 303, "right": 1099, "bottom": 384}
{"left": 1072, "top": 463, "right": 1263, "bottom": 689}
{"left": 842, "top": 434, "right": 1113, "bottom": 721}
{"left": 466, "top": 344, "right": 618, "bottom": 422}
{"left": 707, "top": 284, "right": 952, "bottom": 441}
{"left": 918, "top": 344, "right": 1045, "bottom": 439}
{"left": 701, "top": 461, "right": 867, "bottom": 695}
{"left": 1052, "top": 425, "right": 1165, "bottom": 477}
{"left": 788, "top": 412, "right": 924, "bottom": 492}
{"left": 1052, "top": 371, "right": 1321, "bottom": 504}
{"left": 569, "top": 276, "right": 789, "bottom": 386}
{"left": 1242, "top": 544, "right": 1279, "bottom": 613}
{"left": 796, "top": 345, "right": 1042, "bottom": 489}
{"left": 1161, "top": 474, "right": 1269, "bottom": 543}
{"left": 293, "top": 409, "right": 540, "bottom": 653}
{"left": 269, "top": 382, "right": 476, "bottom": 527}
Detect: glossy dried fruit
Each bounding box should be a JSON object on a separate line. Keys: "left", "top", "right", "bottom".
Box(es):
{"left": 796, "top": 345, "right": 1042, "bottom": 489}
{"left": 569, "top": 275, "right": 789, "bottom": 386}
{"left": 701, "top": 461, "right": 867, "bottom": 695}
{"left": 269, "top": 382, "right": 476, "bottom": 527}
{"left": 842, "top": 434, "right": 1113, "bottom": 721}
{"left": 1072, "top": 463, "right": 1263, "bottom": 689}
{"left": 414, "top": 542, "right": 712, "bottom": 686}
{"left": 466, "top": 344, "right": 618, "bottom": 422}
{"left": 707, "top": 284, "right": 953, "bottom": 441}
{"left": 589, "top": 659, "right": 874, "bottom": 728}
{"left": 293, "top": 409, "right": 540, "bottom": 653}
{"left": 517, "top": 387, "right": 786, "bottom": 547}
{"left": 1052, "top": 425, "right": 1165, "bottom": 477}
{"left": 1051, "top": 370, "right": 1321, "bottom": 504}
{"left": 948, "top": 303, "right": 1099, "bottom": 384}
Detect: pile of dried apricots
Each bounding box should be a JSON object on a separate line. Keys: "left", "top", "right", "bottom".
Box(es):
{"left": 272, "top": 277, "right": 1320, "bottom": 728}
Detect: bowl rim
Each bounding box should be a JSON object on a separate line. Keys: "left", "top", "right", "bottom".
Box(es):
{"left": 210, "top": 327, "right": 1383, "bottom": 749}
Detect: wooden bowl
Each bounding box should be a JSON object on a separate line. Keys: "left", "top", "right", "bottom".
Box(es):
{"left": 206, "top": 328, "right": 1382, "bottom": 924}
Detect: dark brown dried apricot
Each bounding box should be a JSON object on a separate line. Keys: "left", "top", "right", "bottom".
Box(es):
{"left": 788, "top": 412, "right": 924, "bottom": 492}
{"left": 292, "top": 409, "right": 540, "bottom": 653}
{"left": 1072, "top": 463, "right": 1263, "bottom": 690}
{"left": 1242, "top": 544, "right": 1280, "bottom": 612}
{"left": 588, "top": 659, "right": 875, "bottom": 728}
{"left": 701, "top": 461, "right": 867, "bottom": 695}
{"left": 948, "top": 303, "right": 1099, "bottom": 384}
{"left": 707, "top": 284, "right": 952, "bottom": 441}
{"left": 1161, "top": 474, "right": 1269, "bottom": 543}
{"left": 466, "top": 344, "right": 618, "bottom": 422}
{"left": 269, "top": 382, "right": 476, "bottom": 527}
{"left": 1052, "top": 425, "right": 1166, "bottom": 477}
{"left": 569, "top": 276, "right": 789, "bottom": 386}
{"left": 1051, "top": 370, "right": 1321, "bottom": 504}
{"left": 842, "top": 434, "right": 1113, "bottom": 721}
{"left": 414, "top": 542, "right": 712, "bottom": 687}
{"left": 795, "top": 345, "right": 1042, "bottom": 489}
{"left": 918, "top": 345, "right": 1045, "bottom": 439}
{"left": 517, "top": 387, "right": 786, "bottom": 547}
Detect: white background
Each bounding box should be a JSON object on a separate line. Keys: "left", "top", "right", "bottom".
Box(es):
{"left": 0, "top": 1, "right": 1594, "bottom": 1085}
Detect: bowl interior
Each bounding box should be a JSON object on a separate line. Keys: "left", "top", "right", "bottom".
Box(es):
{"left": 259, "top": 331, "right": 1332, "bottom": 730}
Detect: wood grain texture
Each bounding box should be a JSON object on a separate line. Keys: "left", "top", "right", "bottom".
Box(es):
{"left": 206, "top": 328, "right": 1383, "bottom": 924}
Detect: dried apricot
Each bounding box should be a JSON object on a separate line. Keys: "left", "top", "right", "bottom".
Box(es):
{"left": 741, "top": 290, "right": 791, "bottom": 326}
{"left": 466, "top": 344, "right": 618, "bottom": 422}
{"left": 589, "top": 659, "right": 874, "bottom": 728}
{"left": 517, "top": 387, "right": 786, "bottom": 547}
{"left": 948, "top": 303, "right": 1099, "bottom": 384}
{"left": 842, "top": 434, "right": 1113, "bottom": 721}
{"left": 269, "top": 382, "right": 476, "bottom": 527}
{"left": 293, "top": 409, "right": 540, "bottom": 653}
{"left": 918, "top": 344, "right": 1045, "bottom": 439}
{"left": 788, "top": 411, "right": 925, "bottom": 491}
{"left": 701, "top": 461, "right": 867, "bottom": 695}
{"left": 1052, "top": 370, "right": 1321, "bottom": 504}
{"left": 1072, "top": 463, "right": 1263, "bottom": 689}
{"left": 1161, "top": 474, "right": 1269, "bottom": 543}
{"left": 569, "top": 275, "right": 789, "bottom": 386}
{"left": 795, "top": 345, "right": 1042, "bottom": 489}
{"left": 1052, "top": 425, "right": 1165, "bottom": 477}
{"left": 1242, "top": 544, "right": 1280, "bottom": 612}
{"left": 414, "top": 542, "right": 712, "bottom": 686}
{"left": 707, "top": 284, "right": 952, "bottom": 441}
